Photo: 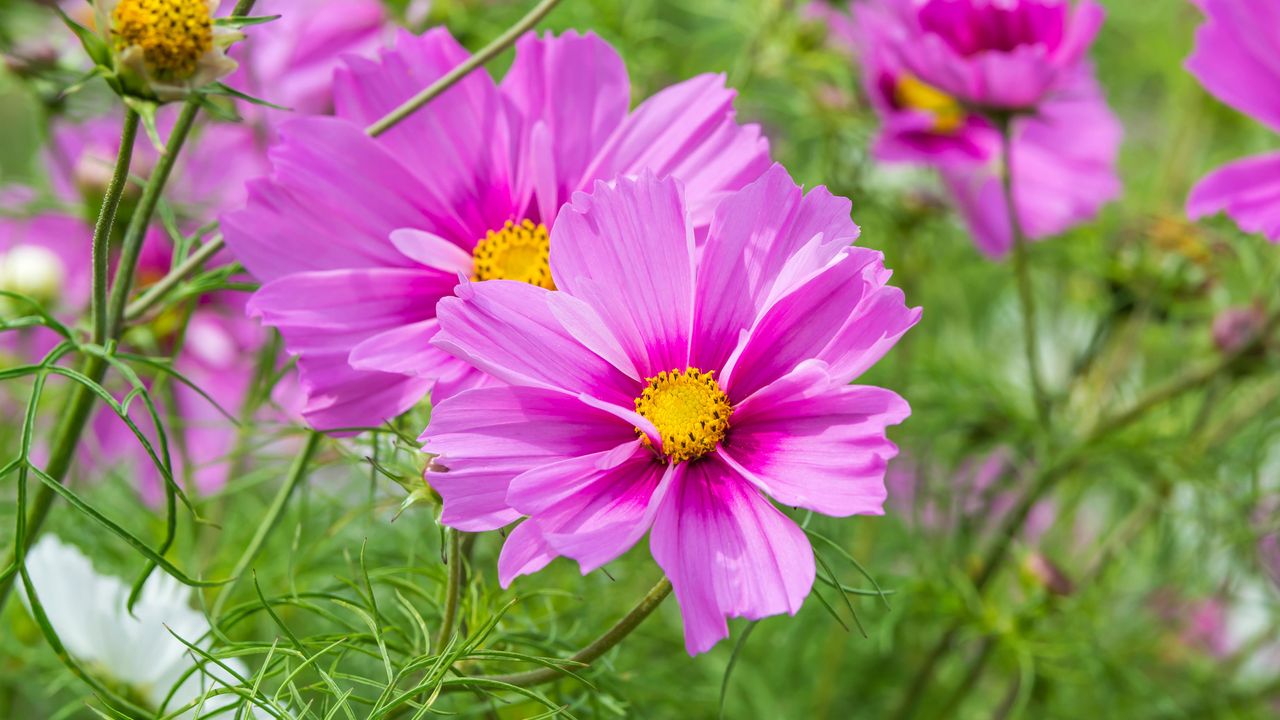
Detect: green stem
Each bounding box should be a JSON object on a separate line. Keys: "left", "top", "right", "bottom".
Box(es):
{"left": 364, "top": 0, "right": 565, "bottom": 137}
{"left": 123, "top": 235, "right": 225, "bottom": 321}
{"left": 434, "top": 528, "right": 464, "bottom": 650}
{"left": 91, "top": 110, "right": 140, "bottom": 345}
{"left": 210, "top": 431, "right": 321, "bottom": 620}
{"left": 998, "top": 115, "right": 1051, "bottom": 433}
{"left": 445, "top": 577, "right": 672, "bottom": 691}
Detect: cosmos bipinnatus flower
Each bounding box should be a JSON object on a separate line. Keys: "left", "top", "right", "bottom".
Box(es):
{"left": 94, "top": 0, "right": 240, "bottom": 101}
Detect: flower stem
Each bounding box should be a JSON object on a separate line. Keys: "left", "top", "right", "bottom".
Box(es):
{"left": 210, "top": 431, "right": 321, "bottom": 621}
{"left": 434, "top": 528, "right": 464, "bottom": 650}
{"left": 364, "top": 0, "right": 565, "bottom": 138}
{"left": 997, "top": 115, "right": 1051, "bottom": 433}
{"left": 446, "top": 576, "right": 672, "bottom": 691}
{"left": 91, "top": 110, "right": 140, "bottom": 345}
{"left": 123, "top": 234, "right": 225, "bottom": 321}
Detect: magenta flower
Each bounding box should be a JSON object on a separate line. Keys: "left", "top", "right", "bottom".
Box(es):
{"left": 0, "top": 213, "right": 94, "bottom": 361}
{"left": 1185, "top": 0, "right": 1280, "bottom": 242}
{"left": 222, "top": 29, "right": 770, "bottom": 432}
{"left": 815, "top": 0, "right": 1121, "bottom": 257}
{"left": 421, "top": 167, "right": 919, "bottom": 654}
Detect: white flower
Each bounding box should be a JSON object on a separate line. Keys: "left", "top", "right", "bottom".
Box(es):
{"left": 0, "top": 245, "right": 66, "bottom": 304}
{"left": 21, "top": 537, "right": 255, "bottom": 718}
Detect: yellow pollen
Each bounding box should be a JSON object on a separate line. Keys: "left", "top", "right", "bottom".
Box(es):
{"left": 111, "top": 0, "right": 213, "bottom": 81}
{"left": 471, "top": 220, "right": 555, "bottom": 290}
{"left": 634, "top": 369, "right": 732, "bottom": 464}
{"left": 895, "top": 74, "right": 966, "bottom": 134}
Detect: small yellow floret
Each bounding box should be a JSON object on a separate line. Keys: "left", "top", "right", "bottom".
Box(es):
{"left": 634, "top": 369, "right": 732, "bottom": 464}
{"left": 111, "top": 0, "right": 212, "bottom": 81}
{"left": 895, "top": 74, "right": 966, "bottom": 134}
{"left": 471, "top": 220, "right": 556, "bottom": 290}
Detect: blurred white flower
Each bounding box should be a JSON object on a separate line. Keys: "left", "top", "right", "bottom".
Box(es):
{"left": 0, "top": 245, "right": 67, "bottom": 304}
{"left": 20, "top": 537, "right": 258, "bottom": 718}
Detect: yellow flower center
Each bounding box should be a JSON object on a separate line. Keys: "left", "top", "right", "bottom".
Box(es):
{"left": 471, "top": 220, "right": 555, "bottom": 290}
{"left": 895, "top": 74, "right": 966, "bottom": 134}
{"left": 111, "top": 0, "right": 213, "bottom": 81}
{"left": 634, "top": 369, "right": 732, "bottom": 464}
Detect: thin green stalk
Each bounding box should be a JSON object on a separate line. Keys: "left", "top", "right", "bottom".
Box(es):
{"left": 434, "top": 528, "right": 464, "bottom": 650}
{"left": 91, "top": 110, "right": 140, "bottom": 345}
{"left": 0, "top": 1, "right": 262, "bottom": 615}
{"left": 123, "top": 234, "right": 225, "bottom": 321}
{"left": 364, "top": 0, "right": 564, "bottom": 137}
{"left": 445, "top": 577, "right": 672, "bottom": 691}
{"left": 210, "top": 432, "right": 321, "bottom": 620}
{"left": 998, "top": 115, "right": 1051, "bottom": 433}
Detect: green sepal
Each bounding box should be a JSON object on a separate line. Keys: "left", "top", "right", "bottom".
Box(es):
{"left": 54, "top": 6, "right": 112, "bottom": 68}
{"left": 123, "top": 96, "right": 166, "bottom": 153}
{"left": 204, "top": 82, "right": 293, "bottom": 112}
{"left": 214, "top": 14, "right": 282, "bottom": 27}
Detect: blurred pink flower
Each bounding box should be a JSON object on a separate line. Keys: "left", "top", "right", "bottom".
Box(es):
{"left": 222, "top": 0, "right": 390, "bottom": 118}
{"left": 1212, "top": 302, "right": 1267, "bottom": 354}
{"left": 423, "top": 168, "right": 918, "bottom": 654}
{"left": 1185, "top": 0, "right": 1280, "bottom": 242}
{"left": 222, "top": 29, "right": 771, "bottom": 432}
{"left": 812, "top": 0, "right": 1121, "bottom": 257}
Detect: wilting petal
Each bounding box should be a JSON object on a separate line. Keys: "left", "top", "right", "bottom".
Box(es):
{"left": 650, "top": 455, "right": 815, "bottom": 655}
{"left": 550, "top": 174, "right": 694, "bottom": 377}
{"left": 1188, "top": 152, "right": 1280, "bottom": 243}
{"left": 723, "top": 360, "right": 909, "bottom": 517}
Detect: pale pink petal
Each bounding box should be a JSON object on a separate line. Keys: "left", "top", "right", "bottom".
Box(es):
{"left": 422, "top": 385, "right": 637, "bottom": 531}
{"left": 498, "top": 521, "right": 557, "bottom": 587}
{"left": 550, "top": 174, "right": 694, "bottom": 377}
{"left": 722, "top": 360, "right": 909, "bottom": 517}
{"left": 433, "top": 280, "right": 639, "bottom": 405}
{"left": 389, "top": 228, "right": 474, "bottom": 274}
{"left": 584, "top": 74, "right": 771, "bottom": 228}
{"left": 819, "top": 282, "right": 922, "bottom": 383}
{"left": 1188, "top": 152, "right": 1280, "bottom": 243}
{"left": 650, "top": 455, "right": 815, "bottom": 655}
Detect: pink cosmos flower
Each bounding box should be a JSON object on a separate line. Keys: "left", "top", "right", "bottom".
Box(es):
{"left": 222, "top": 29, "right": 771, "bottom": 432}
{"left": 1185, "top": 0, "right": 1280, "bottom": 242}
{"left": 0, "top": 213, "right": 94, "bottom": 361}
{"left": 858, "top": 0, "right": 1106, "bottom": 112}
{"left": 421, "top": 167, "right": 920, "bottom": 654}
{"left": 813, "top": 0, "right": 1121, "bottom": 257}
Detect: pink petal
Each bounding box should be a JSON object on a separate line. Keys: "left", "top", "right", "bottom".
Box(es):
{"left": 502, "top": 31, "right": 630, "bottom": 215}
{"left": 422, "top": 385, "right": 638, "bottom": 531}
{"left": 819, "top": 283, "right": 922, "bottom": 383}
{"left": 550, "top": 174, "right": 694, "bottom": 377}
{"left": 583, "top": 74, "right": 771, "bottom": 228}
{"left": 294, "top": 352, "right": 432, "bottom": 432}
{"left": 1188, "top": 152, "right": 1280, "bottom": 243}
{"left": 1186, "top": 0, "right": 1280, "bottom": 133}
{"left": 722, "top": 360, "right": 909, "bottom": 517}
{"left": 389, "top": 228, "right": 474, "bottom": 274}
{"left": 348, "top": 319, "right": 441, "bottom": 377}
{"left": 650, "top": 455, "right": 815, "bottom": 655}
{"left": 507, "top": 442, "right": 671, "bottom": 574}
{"left": 221, "top": 118, "right": 433, "bottom": 282}
{"left": 433, "top": 279, "right": 639, "bottom": 406}
{"left": 332, "top": 28, "right": 516, "bottom": 243}
{"left": 692, "top": 164, "right": 860, "bottom": 372}
{"left": 498, "top": 521, "right": 557, "bottom": 587}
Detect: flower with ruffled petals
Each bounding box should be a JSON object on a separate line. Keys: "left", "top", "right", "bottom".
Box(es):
{"left": 222, "top": 29, "right": 771, "bottom": 432}
{"left": 813, "top": 0, "right": 1121, "bottom": 257}
{"left": 1185, "top": 0, "right": 1280, "bottom": 242}
{"left": 422, "top": 167, "right": 919, "bottom": 654}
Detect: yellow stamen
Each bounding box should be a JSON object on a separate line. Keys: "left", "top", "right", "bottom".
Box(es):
{"left": 634, "top": 369, "right": 732, "bottom": 464}
{"left": 895, "top": 74, "right": 966, "bottom": 134}
{"left": 471, "top": 220, "right": 555, "bottom": 290}
{"left": 111, "top": 0, "right": 212, "bottom": 81}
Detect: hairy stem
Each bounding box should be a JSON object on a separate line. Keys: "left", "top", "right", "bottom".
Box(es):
{"left": 211, "top": 431, "right": 321, "bottom": 620}
{"left": 123, "top": 235, "right": 225, "bottom": 321}
{"left": 435, "top": 528, "right": 464, "bottom": 650}
{"left": 364, "top": 0, "right": 565, "bottom": 137}
{"left": 91, "top": 110, "right": 140, "bottom": 345}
